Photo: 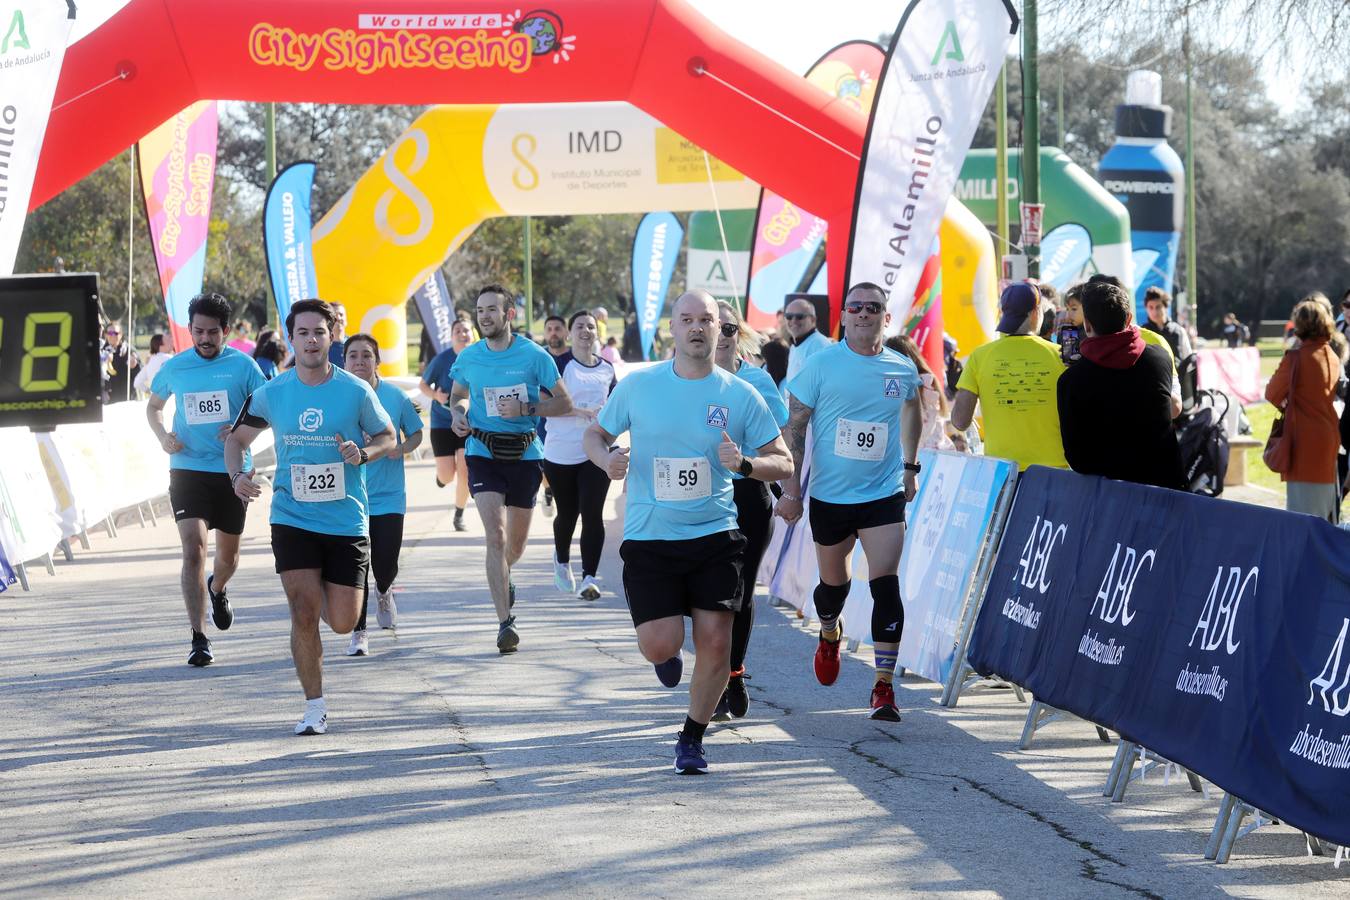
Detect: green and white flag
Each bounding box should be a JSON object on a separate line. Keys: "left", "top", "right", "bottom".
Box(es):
{"left": 846, "top": 0, "right": 1017, "bottom": 329}
{"left": 0, "top": 1, "right": 76, "bottom": 274}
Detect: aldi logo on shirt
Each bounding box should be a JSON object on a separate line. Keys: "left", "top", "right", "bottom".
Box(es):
{"left": 883, "top": 377, "right": 903, "bottom": 398}
{"left": 706, "top": 405, "right": 729, "bottom": 429}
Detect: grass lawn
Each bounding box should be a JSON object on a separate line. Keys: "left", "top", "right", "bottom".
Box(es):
{"left": 1239, "top": 401, "right": 1285, "bottom": 497}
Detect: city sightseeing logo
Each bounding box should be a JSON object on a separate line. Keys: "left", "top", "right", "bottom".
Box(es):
{"left": 249, "top": 8, "right": 577, "bottom": 75}
{"left": 299, "top": 408, "right": 324, "bottom": 433}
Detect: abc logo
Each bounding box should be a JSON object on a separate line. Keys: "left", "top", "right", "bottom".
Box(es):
{"left": 299, "top": 408, "right": 324, "bottom": 433}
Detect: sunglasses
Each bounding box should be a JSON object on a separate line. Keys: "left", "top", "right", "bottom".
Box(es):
{"left": 784, "top": 313, "right": 811, "bottom": 321}
{"left": 845, "top": 301, "right": 885, "bottom": 315}
{"left": 719, "top": 323, "right": 739, "bottom": 337}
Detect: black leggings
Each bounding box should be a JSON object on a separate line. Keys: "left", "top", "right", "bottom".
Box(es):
{"left": 357, "top": 513, "right": 405, "bottom": 631}
{"left": 730, "top": 478, "right": 774, "bottom": 671}
{"left": 542, "top": 459, "right": 611, "bottom": 577}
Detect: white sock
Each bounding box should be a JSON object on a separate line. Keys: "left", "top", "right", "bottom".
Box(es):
{"left": 306, "top": 697, "right": 326, "bottom": 714}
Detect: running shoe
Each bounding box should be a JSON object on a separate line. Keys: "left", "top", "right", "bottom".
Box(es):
{"left": 453, "top": 510, "right": 468, "bottom": 532}
{"left": 294, "top": 707, "right": 327, "bottom": 736}
{"left": 346, "top": 629, "right": 369, "bottom": 657}
{"left": 207, "top": 574, "right": 233, "bottom": 631}
{"left": 554, "top": 554, "right": 576, "bottom": 593}
{"left": 711, "top": 693, "right": 731, "bottom": 722}
{"left": 376, "top": 589, "right": 396, "bottom": 630}
{"left": 187, "top": 633, "right": 213, "bottom": 667}
{"left": 814, "top": 620, "right": 843, "bottom": 686}
{"left": 542, "top": 487, "right": 554, "bottom": 518}
{"left": 726, "top": 669, "right": 750, "bottom": 718}
{"left": 578, "top": 575, "right": 601, "bottom": 602}
{"left": 653, "top": 651, "right": 683, "bottom": 688}
{"left": 509, "top": 581, "right": 516, "bottom": 608}
{"left": 497, "top": 615, "right": 520, "bottom": 654}
{"left": 674, "top": 735, "right": 708, "bottom": 774}
{"left": 869, "top": 680, "right": 901, "bottom": 722}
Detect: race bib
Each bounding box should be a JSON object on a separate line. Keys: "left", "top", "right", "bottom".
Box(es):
{"left": 653, "top": 457, "right": 711, "bottom": 501}
{"left": 484, "top": 383, "right": 528, "bottom": 418}
{"left": 183, "top": 390, "right": 229, "bottom": 426}
{"left": 291, "top": 462, "right": 345, "bottom": 503}
{"left": 835, "top": 418, "right": 887, "bottom": 461}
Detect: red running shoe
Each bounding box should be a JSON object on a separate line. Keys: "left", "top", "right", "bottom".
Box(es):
{"left": 869, "top": 680, "right": 901, "bottom": 721}
{"left": 814, "top": 625, "right": 842, "bottom": 686}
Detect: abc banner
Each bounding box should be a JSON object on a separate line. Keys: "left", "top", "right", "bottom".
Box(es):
{"left": 138, "top": 101, "right": 219, "bottom": 352}
{"left": 847, "top": 0, "right": 1017, "bottom": 328}
{"left": 0, "top": 1, "right": 75, "bottom": 274}
{"left": 745, "top": 40, "right": 885, "bottom": 331}
{"left": 967, "top": 466, "right": 1350, "bottom": 847}
{"left": 630, "top": 212, "right": 682, "bottom": 362}
{"left": 412, "top": 269, "right": 454, "bottom": 354}
{"left": 263, "top": 161, "right": 320, "bottom": 340}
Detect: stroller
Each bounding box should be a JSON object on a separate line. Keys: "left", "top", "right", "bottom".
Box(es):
{"left": 1175, "top": 388, "right": 1231, "bottom": 497}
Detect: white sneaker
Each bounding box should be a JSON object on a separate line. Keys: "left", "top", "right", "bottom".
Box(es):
{"left": 542, "top": 489, "right": 555, "bottom": 518}
{"left": 346, "top": 629, "right": 369, "bottom": 656}
{"left": 553, "top": 554, "right": 576, "bottom": 593}
{"left": 295, "top": 706, "right": 327, "bottom": 736}
{"left": 376, "top": 589, "right": 396, "bottom": 629}
{"left": 578, "top": 575, "right": 601, "bottom": 601}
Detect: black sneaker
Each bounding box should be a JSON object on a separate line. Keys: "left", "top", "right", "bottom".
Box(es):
{"left": 207, "top": 574, "right": 233, "bottom": 631}
{"left": 509, "top": 581, "right": 516, "bottom": 608}
{"left": 453, "top": 510, "right": 467, "bottom": 532}
{"left": 726, "top": 670, "right": 750, "bottom": 718}
{"left": 188, "top": 632, "right": 213, "bottom": 667}
{"left": 711, "top": 692, "right": 731, "bottom": 722}
{"left": 497, "top": 616, "right": 520, "bottom": 654}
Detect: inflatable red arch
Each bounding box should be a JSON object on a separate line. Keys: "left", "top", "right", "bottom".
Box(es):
{"left": 34, "top": 0, "right": 871, "bottom": 325}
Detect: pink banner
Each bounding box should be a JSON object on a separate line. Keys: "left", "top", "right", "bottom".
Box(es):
{"left": 1196, "top": 347, "right": 1263, "bottom": 406}
{"left": 137, "top": 102, "right": 219, "bottom": 352}
{"left": 745, "top": 41, "right": 884, "bottom": 330}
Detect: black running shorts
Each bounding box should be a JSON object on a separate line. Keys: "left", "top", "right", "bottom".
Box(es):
{"left": 270, "top": 523, "right": 370, "bottom": 588}
{"left": 466, "top": 454, "right": 543, "bottom": 508}
{"left": 169, "top": 469, "right": 247, "bottom": 535}
{"left": 430, "top": 427, "right": 466, "bottom": 456}
{"left": 808, "top": 492, "right": 906, "bottom": 547}
{"left": 620, "top": 530, "right": 747, "bottom": 627}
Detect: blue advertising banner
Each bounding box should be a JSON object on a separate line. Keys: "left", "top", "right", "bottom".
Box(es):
{"left": 263, "top": 161, "right": 319, "bottom": 336}
{"left": 631, "top": 212, "right": 682, "bottom": 361}
{"left": 413, "top": 270, "right": 455, "bottom": 354}
{"left": 897, "top": 450, "right": 1016, "bottom": 685}
{"left": 967, "top": 466, "right": 1350, "bottom": 846}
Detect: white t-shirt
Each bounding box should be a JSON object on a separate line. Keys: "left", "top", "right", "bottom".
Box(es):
{"left": 543, "top": 352, "right": 617, "bottom": 465}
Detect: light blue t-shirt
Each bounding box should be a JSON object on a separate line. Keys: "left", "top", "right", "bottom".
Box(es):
{"left": 244, "top": 367, "right": 393, "bottom": 537}
{"left": 599, "top": 362, "right": 780, "bottom": 542}
{"left": 449, "top": 336, "right": 561, "bottom": 460}
{"left": 421, "top": 346, "right": 458, "bottom": 430}
{"left": 733, "top": 361, "right": 788, "bottom": 479}
{"left": 785, "top": 342, "right": 920, "bottom": 505}
{"left": 365, "top": 379, "right": 425, "bottom": 517}
{"left": 150, "top": 346, "right": 266, "bottom": 474}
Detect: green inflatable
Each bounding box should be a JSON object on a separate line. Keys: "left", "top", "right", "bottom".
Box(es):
{"left": 955, "top": 148, "right": 1133, "bottom": 291}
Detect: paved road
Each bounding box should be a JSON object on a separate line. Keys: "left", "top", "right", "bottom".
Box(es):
{"left": 2, "top": 459, "right": 1342, "bottom": 898}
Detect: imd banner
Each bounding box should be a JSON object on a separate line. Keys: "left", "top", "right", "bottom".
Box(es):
{"left": 631, "top": 212, "right": 682, "bottom": 362}
{"left": 138, "top": 101, "right": 219, "bottom": 352}
{"left": 0, "top": 1, "right": 75, "bottom": 274}
{"left": 263, "top": 161, "right": 320, "bottom": 339}
{"left": 412, "top": 269, "right": 454, "bottom": 354}
{"left": 847, "top": 0, "right": 1017, "bottom": 329}
{"left": 968, "top": 466, "right": 1350, "bottom": 847}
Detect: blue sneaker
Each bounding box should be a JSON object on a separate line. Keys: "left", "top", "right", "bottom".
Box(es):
{"left": 653, "top": 651, "right": 683, "bottom": 687}
{"left": 674, "top": 734, "right": 708, "bottom": 774}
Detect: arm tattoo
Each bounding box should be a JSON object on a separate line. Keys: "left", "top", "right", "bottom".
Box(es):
{"left": 786, "top": 396, "right": 813, "bottom": 481}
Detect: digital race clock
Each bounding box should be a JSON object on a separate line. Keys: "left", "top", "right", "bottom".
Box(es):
{"left": 0, "top": 273, "right": 103, "bottom": 429}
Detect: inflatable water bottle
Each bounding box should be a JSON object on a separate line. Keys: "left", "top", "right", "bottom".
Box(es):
{"left": 1099, "top": 70, "right": 1185, "bottom": 320}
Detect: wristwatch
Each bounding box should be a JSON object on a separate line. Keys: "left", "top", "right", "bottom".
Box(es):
{"left": 358, "top": 448, "right": 369, "bottom": 466}
{"left": 738, "top": 457, "right": 754, "bottom": 477}
{"left": 903, "top": 460, "right": 922, "bottom": 473}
